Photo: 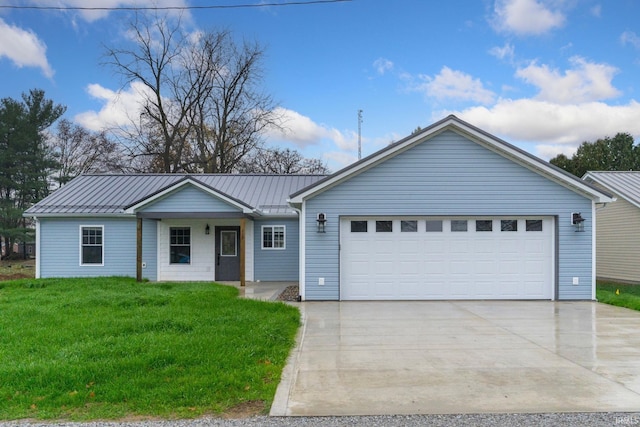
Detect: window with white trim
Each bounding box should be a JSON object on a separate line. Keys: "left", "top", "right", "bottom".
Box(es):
{"left": 170, "top": 227, "right": 191, "bottom": 264}
{"left": 262, "top": 225, "right": 285, "bottom": 249}
{"left": 80, "top": 226, "right": 103, "bottom": 265}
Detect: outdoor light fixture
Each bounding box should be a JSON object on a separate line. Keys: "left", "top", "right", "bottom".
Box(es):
{"left": 205, "top": 224, "right": 210, "bottom": 235}
{"left": 571, "top": 212, "right": 585, "bottom": 232}
{"left": 316, "top": 213, "right": 327, "bottom": 233}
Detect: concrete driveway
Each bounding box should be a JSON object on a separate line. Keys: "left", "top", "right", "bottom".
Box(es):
{"left": 271, "top": 301, "right": 640, "bottom": 416}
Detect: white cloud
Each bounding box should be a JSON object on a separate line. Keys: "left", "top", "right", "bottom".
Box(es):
{"left": 590, "top": 4, "right": 602, "bottom": 18}
{"left": 266, "top": 107, "right": 356, "bottom": 150}
{"left": 0, "top": 18, "right": 53, "bottom": 78}
{"left": 535, "top": 144, "right": 577, "bottom": 159}
{"left": 453, "top": 98, "right": 640, "bottom": 148}
{"left": 74, "top": 82, "right": 151, "bottom": 131}
{"left": 516, "top": 57, "right": 620, "bottom": 103}
{"left": 25, "top": 0, "right": 191, "bottom": 22}
{"left": 413, "top": 67, "right": 495, "bottom": 105}
{"left": 621, "top": 31, "right": 640, "bottom": 49}
{"left": 492, "top": 0, "right": 565, "bottom": 35}
{"left": 373, "top": 58, "right": 394, "bottom": 75}
{"left": 322, "top": 151, "right": 358, "bottom": 170}
{"left": 489, "top": 43, "right": 515, "bottom": 62}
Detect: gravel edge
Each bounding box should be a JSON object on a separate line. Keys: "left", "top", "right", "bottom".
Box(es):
{"left": 1, "top": 413, "right": 639, "bottom": 427}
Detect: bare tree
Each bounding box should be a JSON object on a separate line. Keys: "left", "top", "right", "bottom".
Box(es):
{"left": 105, "top": 13, "right": 280, "bottom": 173}
{"left": 105, "top": 13, "right": 194, "bottom": 173}
{"left": 237, "top": 147, "right": 330, "bottom": 174}
{"left": 184, "top": 30, "right": 280, "bottom": 173}
{"left": 49, "top": 119, "right": 124, "bottom": 186}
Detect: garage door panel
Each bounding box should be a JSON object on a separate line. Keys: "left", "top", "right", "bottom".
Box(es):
{"left": 340, "top": 216, "right": 554, "bottom": 300}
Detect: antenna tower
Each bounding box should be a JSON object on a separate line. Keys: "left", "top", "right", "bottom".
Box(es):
{"left": 358, "top": 109, "right": 363, "bottom": 160}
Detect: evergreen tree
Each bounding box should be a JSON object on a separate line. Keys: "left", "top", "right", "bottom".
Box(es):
{"left": 0, "top": 89, "right": 65, "bottom": 258}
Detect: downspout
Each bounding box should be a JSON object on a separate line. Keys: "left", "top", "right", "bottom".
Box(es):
{"left": 592, "top": 201, "right": 611, "bottom": 301}
{"left": 34, "top": 217, "right": 40, "bottom": 279}
{"left": 592, "top": 201, "right": 596, "bottom": 301}
{"left": 291, "top": 204, "right": 305, "bottom": 301}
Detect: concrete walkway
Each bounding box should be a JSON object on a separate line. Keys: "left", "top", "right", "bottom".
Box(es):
{"left": 220, "top": 281, "right": 294, "bottom": 301}
{"left": 271, "top": 301, "right": 640, "bottom": 416}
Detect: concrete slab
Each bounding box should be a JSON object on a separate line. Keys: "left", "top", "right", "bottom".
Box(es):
{"left": 271, "top": 301, "right": 640, "bottom": 416}
{"left": 220, "top": 281, "right": 294, "bottom": 301}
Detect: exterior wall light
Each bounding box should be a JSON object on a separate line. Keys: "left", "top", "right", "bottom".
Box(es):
{"left": 316, "top": 213, "right": 327, "bottom": 233}
{"left": 205, "top": 224, "right": 210, "bottom": 235}
{"left": 571, "top": 212, "right": 585, "bottom": 232}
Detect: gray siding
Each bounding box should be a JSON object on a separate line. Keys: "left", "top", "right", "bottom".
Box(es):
{"left": 595, "top": 196, "right": 640, "bottom": 283}
{"left": 253, "top": 218, "right": 299, "bottom": 281}
{"left": 140, "top": 185, "right": 241, "bottom": 213}
{"left": 304, "top": 130, "right": 593, "bottom": 300}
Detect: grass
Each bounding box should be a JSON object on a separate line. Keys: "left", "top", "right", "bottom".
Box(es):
{"left": 597, "top": 281, "right": 640, "bottom": 311}
{"left": 0, "top": 277, "right": 300, "bottom": 421}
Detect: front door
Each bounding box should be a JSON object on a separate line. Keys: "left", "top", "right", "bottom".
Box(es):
{"left": 215, "top": 226, "right": 241, "bottom": 281}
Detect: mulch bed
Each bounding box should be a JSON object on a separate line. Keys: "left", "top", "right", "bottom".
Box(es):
{"left": 276, "top": 285, "right": 300, "bottom": 301}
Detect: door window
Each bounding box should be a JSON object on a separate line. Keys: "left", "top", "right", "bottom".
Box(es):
{"left": 220, "top": 230, "right": 237, "bottom": 256}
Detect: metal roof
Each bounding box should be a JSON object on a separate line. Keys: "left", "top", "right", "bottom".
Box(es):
{"left": 583, "top": 171, "right": 640, "bottom": 208}
{"left": 25, "top": 174, "right": 327, "bottom": 216}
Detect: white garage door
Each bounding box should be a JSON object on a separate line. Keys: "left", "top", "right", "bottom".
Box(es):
{"left": 340, "top": 217, "right": 554, "bottom": 300}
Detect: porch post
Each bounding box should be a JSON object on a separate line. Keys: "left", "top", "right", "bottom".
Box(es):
{"left": 136, "top": 217, "right": 143, "bottom": 282}
{"left": 240, "top": 217, "right": 246, "bottom": 287}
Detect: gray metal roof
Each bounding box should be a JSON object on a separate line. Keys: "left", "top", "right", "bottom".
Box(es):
{"left": 583, "top": 171, "right": 640, "bottom": 208}
{"left": 25, "top": 174, "right": 327, "bottom": 216}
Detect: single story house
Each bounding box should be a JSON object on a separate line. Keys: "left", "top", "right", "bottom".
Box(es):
{"left": 26, "top": 115, "right": 613, "bottom": 300}
{"left": 583, "top": 171, "right": 639, "bottom": 284}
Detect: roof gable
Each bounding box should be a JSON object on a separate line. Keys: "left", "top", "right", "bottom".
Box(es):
{"left": 289, "top": 115, "right": 613, "bottom": 204}
{"left": 124, "top": 177, "right": 254, "bottom": 214}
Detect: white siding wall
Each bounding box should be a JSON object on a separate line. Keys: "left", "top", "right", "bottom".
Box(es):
{"left": 596, "top": 197, "right": 640, "bottom": 283}
{"left": 157, "top": 218, "right": 253, "bottom": 281}
{"left": 245, "top": 220, "right": 254, "bottom": 281}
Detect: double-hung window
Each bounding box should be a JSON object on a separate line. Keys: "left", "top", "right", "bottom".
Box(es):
{"left": 262, "top": 225, "right": 285, "bottom": 249}
{"left": 80, "top": 226, "right": 103, "bottom": 265}
{"left": 170, "top": 227, "right": 191, "bottom": 264}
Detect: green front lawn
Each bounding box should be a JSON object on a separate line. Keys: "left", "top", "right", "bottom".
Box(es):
{"left": 0, "top": 277, "right": 300, "bottom": 421}
{"left": 597, "top": 281, "right": 640, "bottom": 311}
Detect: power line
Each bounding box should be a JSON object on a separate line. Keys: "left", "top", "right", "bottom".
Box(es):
{"left": 0, "top": 0, "right": 351, "bottom": 12}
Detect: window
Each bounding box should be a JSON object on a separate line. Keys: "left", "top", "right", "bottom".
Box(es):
{"left": 401, "top": 220, "right": 417, "bottom": 232}
{"left": 376, "top": 220, "right": 393, "bottom": 232}
{"left": 501, "top": 219, "right": 518, "bottom": 232}
{"left": 170, "top": 227, "right": 191, "bottom": 264}
{"left": 526, "top": 219, "right": 543, "bottom": 231}
{"left": 351, "top": 221, "right": 368, "bottom": 232}
{"left": 220, "top": 230, "right": 237, "bottom": 256}
{"left": 451, "top": 220, "right": 468, "bottom": 232}
{"left": 476, "top": 220, "right": 493, "bottom": 232}
{"left": 425, "top": 220, "right": 443, "bottom": 232}
{"left": 80, "top": 226, "right": 103, "bottom": 265}
{"left": 262, "top": 225, "right": 285, "bottom": 249}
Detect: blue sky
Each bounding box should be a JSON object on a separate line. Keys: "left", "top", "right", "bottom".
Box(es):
{"left": 1, "top": 0, "right": 640, "bottom": 171}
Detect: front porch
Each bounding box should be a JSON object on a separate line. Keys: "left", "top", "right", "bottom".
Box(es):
{"left": 136, "top": 215, "right": 251, "bottom": 285}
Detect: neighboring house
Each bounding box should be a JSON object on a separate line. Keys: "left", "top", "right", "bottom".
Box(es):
{"left": 25, "top": 116, "right": 612, "bottom": 300}
{"left": 1, "top": 241, "right": 35, "bottom": 259}
{"left": 583, "top": 171, "right": 639, "bottom": 284}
